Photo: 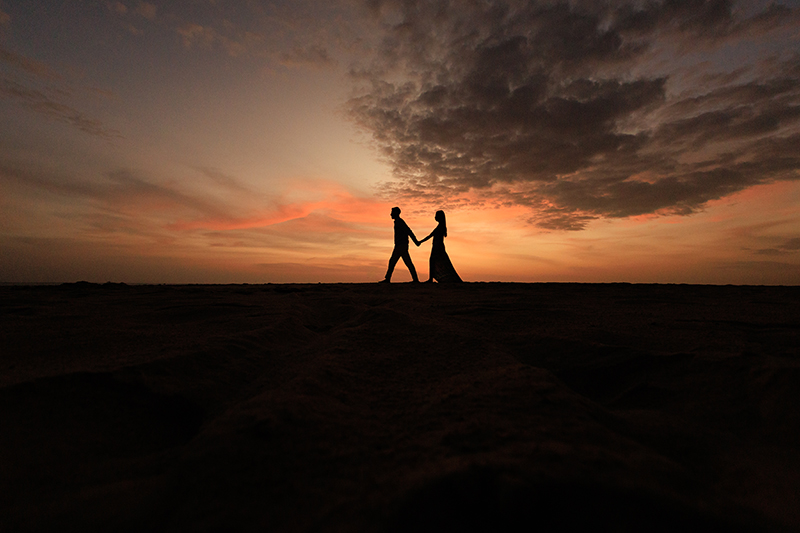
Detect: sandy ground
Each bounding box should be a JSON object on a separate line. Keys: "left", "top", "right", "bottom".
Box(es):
{"left": 1, "top": 282, "right": 799, "bottom": 531}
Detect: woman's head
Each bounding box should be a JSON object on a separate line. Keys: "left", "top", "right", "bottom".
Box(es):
{"left": 435, "top": 210, "right": 447, "bottom": 237}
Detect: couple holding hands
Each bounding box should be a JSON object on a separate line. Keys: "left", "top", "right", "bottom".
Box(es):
{"left": 380, "top": 207, "right": 462, "bottom": 283}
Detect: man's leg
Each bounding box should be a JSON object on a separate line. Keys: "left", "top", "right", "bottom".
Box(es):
{"left": 401, "top": 250, "right": 419, "bottom": 282}
{"left": 384, "top": 248, "right": 402, "bottom": 281}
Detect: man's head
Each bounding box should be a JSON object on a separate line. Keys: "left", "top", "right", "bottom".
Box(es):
{"left": 391, "top": 207, "right": 401, "bottom": 219}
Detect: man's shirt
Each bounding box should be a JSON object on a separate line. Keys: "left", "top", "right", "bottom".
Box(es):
{"left": 394, "top": 217, "right": 415, "bottom": 247}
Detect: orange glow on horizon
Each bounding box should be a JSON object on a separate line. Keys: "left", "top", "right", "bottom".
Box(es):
{"left": 166, "top": 180, "right": 394, "bottom": 232}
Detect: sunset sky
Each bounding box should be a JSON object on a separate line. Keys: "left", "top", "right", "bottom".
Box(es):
{"left": 1, "top": 0, "right": 799, "bottom": 284}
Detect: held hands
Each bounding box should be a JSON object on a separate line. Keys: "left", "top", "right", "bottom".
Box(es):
{"left": 413, "top": 234, "right": 432, "bottom": 246}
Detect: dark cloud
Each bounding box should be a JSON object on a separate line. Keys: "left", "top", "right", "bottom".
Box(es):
{"left": 348, "top": 0, "right": 800, "bottom": 230}
{"left": 755, "top": 236, "right": 800, "bottom": 255}
{"left": 784, "top": 237, "right": 800, "bottom": 251}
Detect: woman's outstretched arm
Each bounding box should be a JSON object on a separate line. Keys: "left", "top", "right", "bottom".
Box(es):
{"left": 419, "top": 230, "right": 435, "bottom": 244}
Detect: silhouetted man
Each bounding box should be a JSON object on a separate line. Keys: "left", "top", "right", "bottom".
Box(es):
{"left": 381, "top": 207, "right": 420, "bottom": 283}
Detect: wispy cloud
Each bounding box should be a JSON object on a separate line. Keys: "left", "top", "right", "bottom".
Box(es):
{"left": 191, "top": 166, "right": 252, "bottom": 193}
{"left": 136, "top": 2, "right": 157, "bottom": 20}
{"left": 107, "top": 1, "right": 157, "bottom": 19}
{"left": 0, "top": 45, "right": 60, "bottom": 79}
{"left": 176, "top": 23, "right": 218, "bottom": 49}
{"left": 175, "top": 22, "right": 265, "bottom": 57}
{"left": 109, "top": 2, "right": 128, "bottom": 16}
{"left": 0, "top": 78, "right": 121, "bottom": 138}
{"left": 280, "top": 45, "right": 336, "bottom": 68}
{"left": 137, "top": 1, "right": 368, "bottom": 65}
{"left": 0, "top": 44, "right": 120, "bottom": 138}
{"left": 0, "top": 156, "right": 398, "bottom": 282}
{"left": 0, "top": 158, "right": 389, "bottom": 239}
{"left": 168, "top": 180, "right": 388, "bottom": 231}
{"left": 347, "top": 0, "right": 800, "bottom": 230}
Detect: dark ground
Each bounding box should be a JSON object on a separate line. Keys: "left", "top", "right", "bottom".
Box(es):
{"left": 1, "top": 282, "right": 799, "bottom": 531}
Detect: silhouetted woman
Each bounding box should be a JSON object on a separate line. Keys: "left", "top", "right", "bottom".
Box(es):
{"left": 419, "top": 210, "right": 463, "bottom": 283}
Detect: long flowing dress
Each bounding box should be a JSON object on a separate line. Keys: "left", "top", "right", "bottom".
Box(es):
{"left": 429, "top": 225, "right": 462, "bottom": 283}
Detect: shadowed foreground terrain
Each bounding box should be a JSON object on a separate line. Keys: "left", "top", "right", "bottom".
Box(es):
{"left": 1, "top": 282, "right": 799, "bottom": 531}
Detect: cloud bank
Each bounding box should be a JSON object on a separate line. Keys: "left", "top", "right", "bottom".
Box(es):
{"left": 348, "top": 0, "right": 800, "bottom": 230}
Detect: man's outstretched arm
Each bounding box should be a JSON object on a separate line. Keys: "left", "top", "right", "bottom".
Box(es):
{"left": 408, "top": 228, "right": 420, "bottom": 246}
{"left": 401, "top": 219, "right": 420, "bottom": 246}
